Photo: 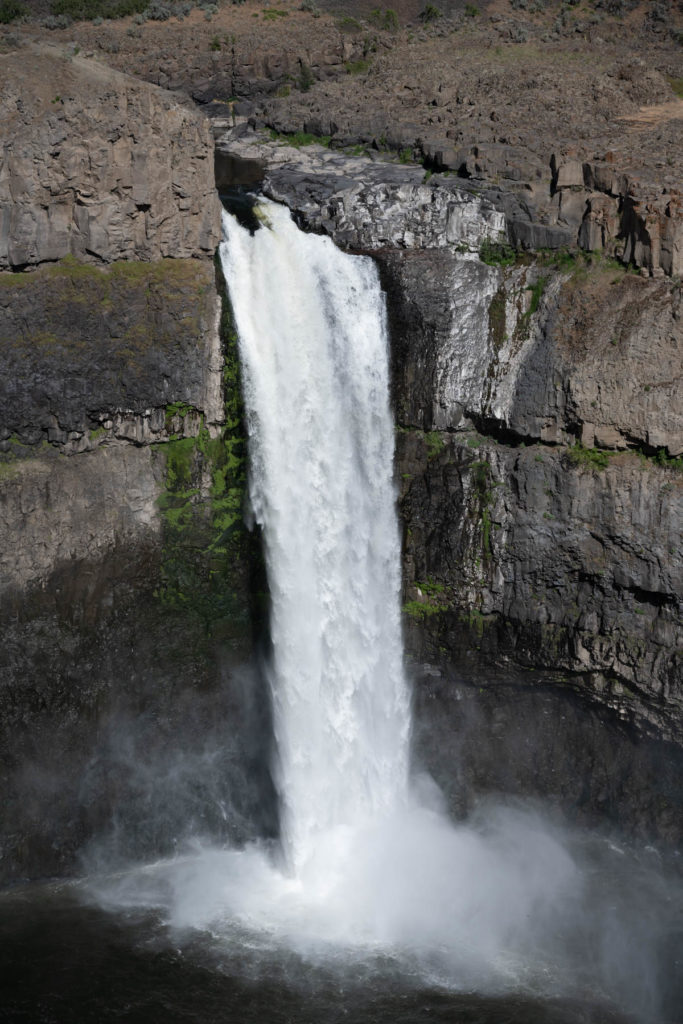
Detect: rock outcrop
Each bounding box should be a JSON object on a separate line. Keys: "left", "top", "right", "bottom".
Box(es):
{"left": 214, "top": 131, "right": 683, "bottom": 839}
{"left": 0, "top": 49, "right": 272, "bottom": 885}
{"left": 0, "top": 44, "right": 221, "bottom": 268}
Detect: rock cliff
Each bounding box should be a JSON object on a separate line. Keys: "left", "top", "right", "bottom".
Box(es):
{"left": 217, "top": 131, "right": 683, "bottom": 840}
{"left": 0, "top": 49, "right": 274, "bottom": 884}
{"left": 0, "top": 42, "right": 681, "bottom": 882}
{"left": 0, "top": 44, "right": 221, "bottom": 267}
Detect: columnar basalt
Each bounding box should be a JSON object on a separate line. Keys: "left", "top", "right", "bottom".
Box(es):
{"left": 0, "top": 50, "right": 273, "bottom": 885}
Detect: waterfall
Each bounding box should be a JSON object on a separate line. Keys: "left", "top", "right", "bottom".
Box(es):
{"left": 85, "top": 199, "right": 677, "bottom": 1023}
{"left": 219, "top": 200, "right": 411, "bottom": 871}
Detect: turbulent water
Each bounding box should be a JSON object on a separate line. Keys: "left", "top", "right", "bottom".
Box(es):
{"left": 219, "top": 200, "right": 411, "bottom": 871}
{"left": 4, "top": 198, "right": 679, "bottom": 1024}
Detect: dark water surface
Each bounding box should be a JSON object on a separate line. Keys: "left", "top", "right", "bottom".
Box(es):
{"left": 0, "top": 877, "right": 660, "bottom": 1024}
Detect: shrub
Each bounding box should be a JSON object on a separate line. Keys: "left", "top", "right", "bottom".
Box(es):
{"left": 368, "top": 7, "right": 398, "bottom": 30}
{"left": 43, "top": 12, "right": 72, "bottom": 27}
{"left": 50, "top": 0, "right": 148, "bottom": 18}
{"left": 464, "top": 3, "right": 479, "bottom": 16}
{"left": 479, "top": 239, "right": 517, "bottom": 267}
{"left": 0, "top": 0, "right": 26, "bottom": 24}
{"left": 337, "top": 14, "right": 362, "bottom": 31}
{"left": 419, "top": 3, "right": 441, "bottom": 22}
{"left": 147, "top": 1, "right": 172, "bottom": 20}
{"left": 297, "top": 61, "right": 314, "bottom": 91}
{"left": 567, "top": 444, "right": 610, "bottom": 470}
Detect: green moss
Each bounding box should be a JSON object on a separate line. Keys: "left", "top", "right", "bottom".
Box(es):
{"left": 153, "top": 268, "right": 257, "bottom": 644}
{"left": 417, "top": 578, "right": 445, "bottom": 597}
{"left": 468, "top": 459, "right": 494, "bottom": 560}
{"left": 479, "top": 239, "right": 517, "bottom": 267}
{"left": 165, "top": 402, "right": 197, "bottom": 433}
{"left": 425, "top": 430, "right": 445, "bottom": 460}
{"left": 526, "top": 275, "right": 547, "bottom": 317}
{"left": 461, "top": 608, "right": 489, "bottom": 636}
{"left": 0, "top": 460, "right": 20, "bottom": 480}
{"left": 402, "top": 599, "right": 448, "bottom": 620}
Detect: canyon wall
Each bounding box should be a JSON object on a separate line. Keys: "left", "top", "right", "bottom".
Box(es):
{"left": 232, "top": 133, "right": 683, "bottom": 841}
{"left": 0, "top": 44, "right": 681, "bottom": 882}
{"left": 0, "top": 47, "right": 274, "bottom": 885}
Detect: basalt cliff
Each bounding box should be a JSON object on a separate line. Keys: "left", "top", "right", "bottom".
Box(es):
{"left": 0, "top": 0, "right": 681, "bottom": 884}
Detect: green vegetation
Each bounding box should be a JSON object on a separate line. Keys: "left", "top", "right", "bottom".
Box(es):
{"left": 479, "top": 239, "right": 517, "bottom": 267}
{"left": 464, "top": 3, "right": 479, "bottom": 15}
{"left": 345, "top": 58, "right": 373, "bottom": 75}
{"left": 526, "top": 275, "right": 548, "bottom": 317}
{"left": 403, "top": 600, "right": 443, "bottom": 620}
{"left": 398, "top": 147, "right": 414, "bottom": 164}
{"left": 368, "top": 6, "right": 398, "bottom": 30}
{"left": 419, "top": 3, "right": 441, "bottom": 22}
{"left": 651, "top": 447, "right": 683, "bottom": 471}
{"left": 469, "top": 459, "right": 494, "bottom": 559}
{"left": 514, "top": 273, "right": 548, "bottom": 342}
{"left": 165, "top": 401, "right": 196, "bottom": 434}
{"left": 50, "top": 0, "right": 149, "bottom": 19}
{"left": 567, "top": 443, "right": 610, "bottom": 470}
{"left": 488, "top": 286, "right": 506, "bottom": 350}
{"left": 425, "top": 430, "right": 445, "bottom": 460}
{"left": 668, "top": 77, "right": 683, "bottom": 98}
{"left": 297, "top": 62, "right": 314, "bottom": 92}
{"left": 337, "top": 14, "right": 362, "bottom": 31}
{"left": 403, "top": 579, "right": 450, "bottom": 620}
{"left": 0, "top": 0, "right": 26, "bottom": 23}
{"left": 262, "top": 7, "right": 289, "bottom": 18}
{"left": 461, "top": 608, "right": 488, "bottom": 636}
{"left": 154, "top": 275, "right": 257, "bottom": 643}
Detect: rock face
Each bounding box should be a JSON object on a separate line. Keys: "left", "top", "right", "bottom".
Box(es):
{"left": 0, "top": 51, "right": 681, "bottom": 883}
{"left": 380, "top": 249, "right": 683, "bottom": 457}
{"left": 398, "top": 432, "right": 682, "bottom": 739}
{"left": 0, "top": 44, "right": 221, "bottom": 267}
{"left": 0, "top": 257, "right": 223, "bottom": 450}
{"left": 0, "top": 50, "right": 277, "bottom": 885}
{"left": 224, "top": 136, "right": 683, "bottom": 841}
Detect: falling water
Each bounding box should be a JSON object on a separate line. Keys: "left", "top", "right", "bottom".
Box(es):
{"left": 219, "top": 200, "right": 410, "bottom": 871}
{"left": 74, "top": 200, "right": 681, "bottom": 1024}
